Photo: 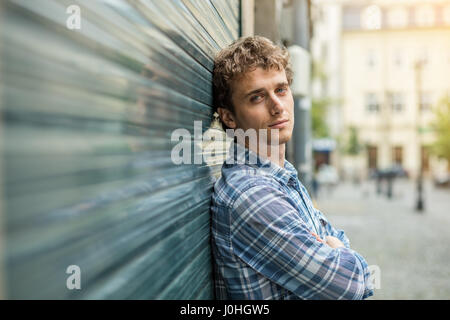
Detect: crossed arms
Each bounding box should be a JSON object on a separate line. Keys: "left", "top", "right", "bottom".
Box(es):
{"left": 230, "top": 184, "right": 374, "bottom": 300}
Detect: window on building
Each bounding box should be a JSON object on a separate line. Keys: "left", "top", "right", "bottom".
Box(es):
{"left": 343, "top": 7, "right": 361, "bottom": 30}
{"left": 390, "top": 92, "right": 404, "bottom": 112}
{"left": 321, "top": 43, "right": 328, "bottom": 61}
{"left": 444, "top": 5, "right": 450, "bottom": 25}
{"left": 392, "top": 146, "right": 403, "bottom": 166}
{"left": 368, "top": 145, "right": 378, "bottom": 169}
{"left": 387, "top": 7, "right": 408, "bottom": 28}
{"left": 366, "top": 93, "right": 380, "bottom": 112}
{"left": 415, "top": 5, "right": 435, "bottom": 27}
{"left": 419, "top": 92, "right": 432, "bottom": 111}
{"left": 394, "top": 50, "right": 402, "bottom": 67}
{"left": 362, "top": 5, "right": 382, "bottom": 30}
{"left": 311, "top": 5, "right": 324, "bottom": 23}
{"left": 367, "top": 49, "right": 376, "bottom": 68}
{"left": 418, "top": 48, "right": 429, "bottom": 66}
{"left": 321, "top": 78, "right": 328, "bottom": 97}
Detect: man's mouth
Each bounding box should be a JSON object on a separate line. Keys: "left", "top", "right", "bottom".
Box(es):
{"left": 268, "top": 119, "right": 289, "bottom": 129}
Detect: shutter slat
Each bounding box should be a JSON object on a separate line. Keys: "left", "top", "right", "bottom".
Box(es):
{"left": 0, "top": 0, "right": 239, "bottom": 299}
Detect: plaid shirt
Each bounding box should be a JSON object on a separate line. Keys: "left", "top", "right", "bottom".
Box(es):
{"left": 211, "top": 142, "right": 374, "bottom": 300}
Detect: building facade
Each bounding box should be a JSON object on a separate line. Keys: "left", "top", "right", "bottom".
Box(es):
{"left": 312, "top": 0, "right": 450, "bottom": 180}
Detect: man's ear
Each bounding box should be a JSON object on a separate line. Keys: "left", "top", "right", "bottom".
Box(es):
{"left": 217, "top": 107, "right": 237, "bottom": 129}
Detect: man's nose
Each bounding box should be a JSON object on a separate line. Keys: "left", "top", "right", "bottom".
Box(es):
{"left": 268, "top": 93, "right": 283, "bottom": 115}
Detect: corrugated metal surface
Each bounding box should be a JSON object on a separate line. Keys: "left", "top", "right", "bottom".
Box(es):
{"left": 0, "top": 0, "right": 239, "bottom": 299}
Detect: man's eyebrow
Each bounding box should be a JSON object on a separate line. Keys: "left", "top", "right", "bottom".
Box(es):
{"left": 277, "top": 81, "right": 289, "bottom": 87}
{"left": 244, "top": 82, "right": 289, "bottom": 98}
{"left": 244, "top": 88, "right": 264, "bottom": 98}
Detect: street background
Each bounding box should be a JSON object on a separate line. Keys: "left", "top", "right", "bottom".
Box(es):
{"left": 316, "top": 179, "right": 450, "bottom": 299}
{"left": 1, "top": 0, "right": 449, "bottom": 299}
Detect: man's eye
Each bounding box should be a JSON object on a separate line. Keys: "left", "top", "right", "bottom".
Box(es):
{"left": 276, "top": 87, "right": 287, "bottom": 94}
{"left": 250, "top": 95, "right": 263, "bottom": 103}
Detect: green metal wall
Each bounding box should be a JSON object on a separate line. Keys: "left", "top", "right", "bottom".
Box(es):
{"left": 0, "top": 0, "right": 239, "bottom": 299}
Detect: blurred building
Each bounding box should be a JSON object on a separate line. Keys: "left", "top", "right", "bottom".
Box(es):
{"left": 310, "top": 0, "right": 342, "bottom": 173}
{"left": 311, "top": 0, "right": 450, "bottom": 180}
{"left": 257, "top": 0, "right": 315, "bottom": 188}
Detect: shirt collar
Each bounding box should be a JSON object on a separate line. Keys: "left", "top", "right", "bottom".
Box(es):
{"left": 224, "top": 140, "right": 298, "bottom": 186}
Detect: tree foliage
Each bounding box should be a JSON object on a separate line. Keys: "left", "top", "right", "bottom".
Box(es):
{"left": 311, "top": 59, "right": 332, "bottom": 139}
{"left": 311, "top": 98, "right": 330, "bottom": 138}
{"left": 430, "top": 95, "right": 450, "bottom": 162}
{"left": 344, "top": 126, "right": 362, "bottom": 156}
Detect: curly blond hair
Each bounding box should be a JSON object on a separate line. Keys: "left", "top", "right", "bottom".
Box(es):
{"left": 212, "top": 36, "right": 293, "bottom": 118}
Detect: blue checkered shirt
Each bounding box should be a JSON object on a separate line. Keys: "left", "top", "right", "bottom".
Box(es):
{"left": 211, "top": 143, "right": 374, "bottom": 300}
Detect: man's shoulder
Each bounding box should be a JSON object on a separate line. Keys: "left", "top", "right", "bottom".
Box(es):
{"left": 211, "top": 163, "right": 278, "bottom": 208}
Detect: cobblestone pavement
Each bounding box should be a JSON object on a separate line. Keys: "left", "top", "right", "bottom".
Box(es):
{"left": 314, "top": 178, "right": 450, "bottom": 300}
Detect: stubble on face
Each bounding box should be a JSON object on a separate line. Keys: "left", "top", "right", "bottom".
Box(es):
{"left": 229, "top": 67, "right": 294, "bottom": 148}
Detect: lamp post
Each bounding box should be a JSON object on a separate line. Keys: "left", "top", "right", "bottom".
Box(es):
{"left": 289, "top": 0, "right": 313, "bottom": 191}
{"left": 414, "top": 60, "right": 424, "bottom": 212}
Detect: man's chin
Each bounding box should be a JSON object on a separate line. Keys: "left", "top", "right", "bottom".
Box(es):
{"left": 277, "top": 131, "right": 293, "bottom": 145}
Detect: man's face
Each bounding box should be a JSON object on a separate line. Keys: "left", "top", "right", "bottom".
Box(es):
{"left": 219, "top": 67, "right": 294, "bottom": 146}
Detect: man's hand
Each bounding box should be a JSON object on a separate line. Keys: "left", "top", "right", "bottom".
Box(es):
{"left": 325, "top": 236, "right": 345, "bottom": 249}
{"left": 309, "top": 233, "right": 345, "bottom": 249}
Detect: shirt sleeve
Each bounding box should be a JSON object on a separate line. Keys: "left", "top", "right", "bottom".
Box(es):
{"left": 314, "top": 208, "right": 351, "bottom": 249}
{"left": 230, "top": 184, "right": 374, "bottom": 300}
{"left": 313, "top": 209, "right": 373, "bottom": 299}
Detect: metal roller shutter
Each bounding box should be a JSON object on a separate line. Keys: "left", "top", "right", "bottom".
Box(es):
{"left": 0, "top": 0, "right": 240, "bottom": 299}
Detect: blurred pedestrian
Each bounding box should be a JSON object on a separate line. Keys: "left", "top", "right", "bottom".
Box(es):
{"left": 312, "top": 170, "right": 320, "bottom": 200}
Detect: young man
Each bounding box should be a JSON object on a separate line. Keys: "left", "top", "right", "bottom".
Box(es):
{"left": 210, "top": 36, "right": 374, "bottom": 300}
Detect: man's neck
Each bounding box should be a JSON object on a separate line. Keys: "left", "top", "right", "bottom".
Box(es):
{"left": 268, "top": 143, "right": 286, "bottom": 168}
{"left": 244, "top": 141, "right": 286, "bottom": 168}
